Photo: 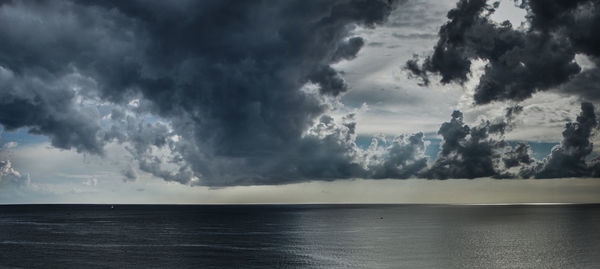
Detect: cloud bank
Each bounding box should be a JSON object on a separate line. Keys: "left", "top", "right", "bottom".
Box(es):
{"left": 0, "top": 0, "right": 598, "bottom": 187}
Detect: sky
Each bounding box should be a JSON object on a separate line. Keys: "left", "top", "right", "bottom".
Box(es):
{"left": 0, "top": 0, "right": 599, "bottom": 204}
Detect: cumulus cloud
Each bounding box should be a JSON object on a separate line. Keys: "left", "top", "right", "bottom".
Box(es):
{"left": 423, "top": 108, "right": 526, "bottom": 179}
{"left": 0, "top": 65, "right": 104, "bottom": 154}
{"left": 368, "top": 133, "right": 429, "bottom": 179}
{"left": 402, "top": 0, "right": 600, "bottom": 180}
{"left": 0, "top": 160, "right": 30, "bottom": 187}
{"left": 533, "top": 102, "right": 599, "bottom": 178}
{"left": 419, "top": 103, "right": 600, "bottom": 179}
{"left": 406, "top": 0, "right": 600, "bottom": 104}
{"left": 0, "top": 0, "right": 598, "bottom": 187}
{"left": 0, "top": 0, "right": 401, "bottom": 186}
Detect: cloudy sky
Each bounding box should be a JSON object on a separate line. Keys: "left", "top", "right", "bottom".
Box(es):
{"left": 0, "top": 0, "right": 599, "bottom": 204}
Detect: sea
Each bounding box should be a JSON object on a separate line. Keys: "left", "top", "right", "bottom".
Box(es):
{"left": 0, "top": 204, "right": 598, "bottom": 268}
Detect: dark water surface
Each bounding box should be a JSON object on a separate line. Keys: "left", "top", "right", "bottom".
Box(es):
{"left": 0, "top": 204, "right": 598, "bottom": 268}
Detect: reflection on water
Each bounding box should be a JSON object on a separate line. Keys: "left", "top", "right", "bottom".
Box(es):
{"left": 0, "top": 204, "right": 598, "bottom": 268}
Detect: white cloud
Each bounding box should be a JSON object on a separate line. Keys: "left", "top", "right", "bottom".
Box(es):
{"left": 0, "top": 159, "right": 29, "bottom": 187}
{"left": 1, "top": 141, "right": 17, "bottom": 150}
{"left": 83, "top": 178, "right": 98, "bottom": 186}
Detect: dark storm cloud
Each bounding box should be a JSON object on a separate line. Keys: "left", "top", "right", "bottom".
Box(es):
{"left": 406, "top": 0, "right": 600, "bottom": 104}
{"left": 420, "top": 103, "right": 600, "bottom": 179}
{"left": 401, "top": 0, "right": 600, "bottom": 180}
{"left": 420, "top": 103, "right": 600, "bottom": 180}
{"left": 424, "top": 110, "right": 501, "bottom": 179}
{"left": 559, "top": 58, "right": 600, "bottom": 101}
{"left": 0, "top": 0, "right": 401, "bottom": 186}
{"left": 2, "top": 0, "right": 598, "bottom": 186}
{"left": 533, "top": 102, "right": 599, "bottom": 178}
{"left": 0, "top": 0, "right": 149, "bottom": 154}
{"left": 422, "top": 105, "right": 539, "bottom": 179}
{"left": 0, "top": 67, "right": 104, "bottom": 154}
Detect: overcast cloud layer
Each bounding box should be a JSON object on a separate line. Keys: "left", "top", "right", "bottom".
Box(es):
{"left": 0, "top": 0, "right": 599, "bottom": 187}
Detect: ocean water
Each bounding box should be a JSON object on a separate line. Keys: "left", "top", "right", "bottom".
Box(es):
{"left": 0, "top": 204, "right": 598, "bottom": 268}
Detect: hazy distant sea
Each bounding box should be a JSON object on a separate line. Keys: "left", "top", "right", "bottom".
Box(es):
{"left": 0, "top": 204, "right": 598, "bottom": 268}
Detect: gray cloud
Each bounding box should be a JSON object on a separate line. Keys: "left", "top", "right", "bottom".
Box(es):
{"left": 368, "top": 133, "right": 429, "bottom": 179}
{"left": 406, "top": 0, "right": 600, "bottom": 104}
{"left": 422, "top": 105, "right": 540, "bottom": 179}
{"left": 424, "top": 110, "right": 502, "bottom": 179}
{"left": 416, "top": 102, "right": 600, "bottom": 180}
{"left": 559, "top": 58, "right": 600, "bottom": 101}
{"left": 0, "top": 0, "right": 401, "bottom": 186}
{"left": 0, "top": 0, "right": 598, "bottom": 187}
{"left": 422, "top": 102, "right": 600, "bottom": 179}
{"left": 392, "top": 33, "right": 438, "bottom": 39}
{"left": 0, "top": 66, "right": 104, "bottom": 154}
{"left": 421, "top": 103, "right": 600, "bottom": 179}
{"left": 534, "top": 102, "right": 598, "bottom": 178}
{"left": 502, "top": 142, "right": 533, "bottom": 169}
{"left": 121, "top": 164, "right": 138, "bottom": 182}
